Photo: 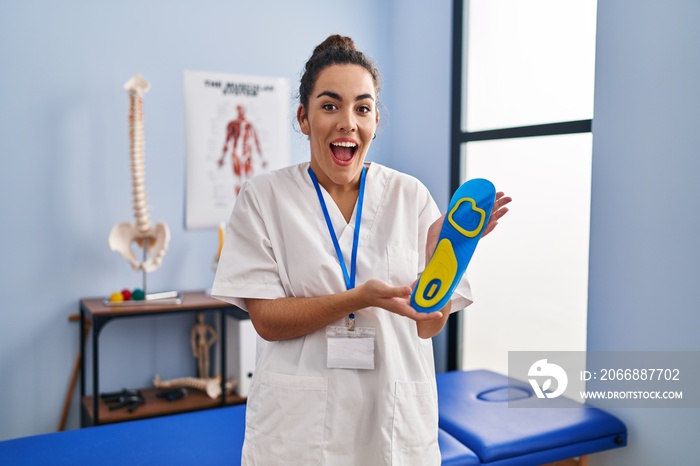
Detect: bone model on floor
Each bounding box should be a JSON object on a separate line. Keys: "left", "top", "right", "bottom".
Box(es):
{"left": 108, "top": 74, "right": 170, "bottom": 275}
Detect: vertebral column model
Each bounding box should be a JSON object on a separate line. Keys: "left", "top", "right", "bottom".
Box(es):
{"left": 108, "top": 74, "right": 170, "bottom": 273}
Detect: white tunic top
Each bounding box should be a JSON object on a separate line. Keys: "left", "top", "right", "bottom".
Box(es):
{"left": 212, "top": 162, "right": 472, "bottom": 466}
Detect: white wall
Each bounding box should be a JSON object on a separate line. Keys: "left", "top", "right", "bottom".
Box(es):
{"left": 0, "top": 0, "right": 394, "bottom": 440}
{"left": 588, "top": 1, "right": 700, "bottom": 464}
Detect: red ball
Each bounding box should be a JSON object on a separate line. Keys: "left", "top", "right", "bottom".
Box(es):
{"left": 121, "top": 288, "right": 132, "bottom": 301}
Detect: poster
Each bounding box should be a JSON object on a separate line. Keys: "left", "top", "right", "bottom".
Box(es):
{"left": 184, "top": 70, "right": 290, "bottom": 229}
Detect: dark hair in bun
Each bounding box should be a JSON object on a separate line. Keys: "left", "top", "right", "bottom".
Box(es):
{"left": 299, "top": 34, "right": 381, "bottom": 109}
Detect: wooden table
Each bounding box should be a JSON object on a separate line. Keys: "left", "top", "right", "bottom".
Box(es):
{"left": 79, "top": 290, "right": 248, "bottom": 426}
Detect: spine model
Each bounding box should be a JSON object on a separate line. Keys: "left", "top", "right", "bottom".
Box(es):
{"left": 108, "top": 74, "right": 170, "bottom": 273}
{"left": 128, "top": 75, "right": 151, "bottom": 238}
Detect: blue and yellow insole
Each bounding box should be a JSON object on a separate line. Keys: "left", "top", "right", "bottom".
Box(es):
{"left": 411, "top": 178, "right": 496, "bottom": 313}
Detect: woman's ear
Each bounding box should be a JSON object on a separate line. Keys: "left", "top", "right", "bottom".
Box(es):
{"left": 297, "top": 105, "right": 310, "bottom": 136}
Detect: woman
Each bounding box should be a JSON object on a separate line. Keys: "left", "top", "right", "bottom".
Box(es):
{"left": 212, "top": 34, "right": 510, "bottom": 466}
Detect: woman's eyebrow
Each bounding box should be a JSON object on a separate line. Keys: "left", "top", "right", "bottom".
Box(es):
{"left": 316, "top": 91, "right": 375, "bottom": 102}
{"left": 316, "top": 91, "right": 342, "bottom": 100}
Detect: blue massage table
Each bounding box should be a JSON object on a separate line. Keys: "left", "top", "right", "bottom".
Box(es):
{"left": 0, "top": 370, "right": 626, "bottom": 465}
{"left": 437, "top": 370, "right": 627, "bottom": 465}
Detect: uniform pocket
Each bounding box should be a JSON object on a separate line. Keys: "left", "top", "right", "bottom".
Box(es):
{"left": 245, "top": 371, "right": 328, "bottom": 465}
{"left": 386, "top": 245, "right": 419, "bottom": 286}
{"left": 391, "top": 380, "right": 440, "bottom": 466}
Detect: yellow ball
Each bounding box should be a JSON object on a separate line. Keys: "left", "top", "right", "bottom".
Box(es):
{"left": 109, "top": 292, "right": 124, "bottom": 302}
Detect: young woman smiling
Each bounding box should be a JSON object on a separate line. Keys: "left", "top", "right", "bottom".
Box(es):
{"left": 213, "top": 34, "right": 510, "bottom": 465}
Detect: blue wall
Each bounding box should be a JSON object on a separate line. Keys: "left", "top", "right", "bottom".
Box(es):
{"left": 588, "top": 1, "right": 700, "bottom": 464}
{"left": 383, "top": 0, "right": 453, "bottom": 208}
{"left": 0, "top": 0, "right": 399, "bottom": 439}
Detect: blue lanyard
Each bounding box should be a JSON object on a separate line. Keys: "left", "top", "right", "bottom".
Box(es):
{"left": 308, "top": 165, "right": 367, "bottom": 323}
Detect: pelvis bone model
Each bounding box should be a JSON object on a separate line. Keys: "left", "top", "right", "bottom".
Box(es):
{"left": 108, "top": 74, "right": 170, "bottom": 273}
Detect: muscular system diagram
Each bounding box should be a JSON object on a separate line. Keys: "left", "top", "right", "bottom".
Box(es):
{"left": 217, "top": 104, "right": 267, "bottom": 195}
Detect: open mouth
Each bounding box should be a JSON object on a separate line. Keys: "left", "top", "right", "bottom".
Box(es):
{"left": 330, "top": 141, "right": 357, "bottom": 164}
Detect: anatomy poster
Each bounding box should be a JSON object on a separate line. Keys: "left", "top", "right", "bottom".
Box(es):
{"left": 184, "top": 70, "right": 290, "bottom": 229}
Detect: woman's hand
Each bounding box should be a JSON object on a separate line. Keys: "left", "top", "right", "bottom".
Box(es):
{"left": 357, "top": 279, "right": 449, "bottom": 339}
{"left": 425, "top": 213, "right": 445, "bottom": 261}
{"left": 482, "top": 191, "right": 512, "bottom": 238}
{"left": 357, "top": 279, "right": 444, "bottom": 323}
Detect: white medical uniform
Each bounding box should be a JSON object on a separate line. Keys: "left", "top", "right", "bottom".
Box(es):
{"left": 212, "top": 162, "right": 472, "bottom": 466}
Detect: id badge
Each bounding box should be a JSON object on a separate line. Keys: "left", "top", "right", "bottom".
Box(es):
{"left": 326, "top": 326, "right": 376, "bottom": 370}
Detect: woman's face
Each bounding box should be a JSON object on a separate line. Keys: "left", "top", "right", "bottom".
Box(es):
{"left": 298, "top": 64, "right": 379, "bottom": 192}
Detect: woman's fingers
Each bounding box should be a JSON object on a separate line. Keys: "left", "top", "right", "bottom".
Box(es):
{"left": 361, "top": 280, "right": 443, "bottom": 322}
{"left": 482, "top": 192, "right": 512, "bottom": 237}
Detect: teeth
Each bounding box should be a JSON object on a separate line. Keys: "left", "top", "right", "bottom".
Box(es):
{"left": 331, "top": 141, "right": 357, "bottom": 148}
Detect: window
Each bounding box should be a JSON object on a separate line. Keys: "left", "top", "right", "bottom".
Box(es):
{"left": 448, "top": 0, "right": 598, "bottom": 373}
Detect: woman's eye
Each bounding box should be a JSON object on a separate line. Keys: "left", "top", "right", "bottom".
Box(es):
{"left": 322, "top": 103, "right": 337, "bottom": 111}
{"left": 357, "top": 105, "right": 371, "bottom": 114}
